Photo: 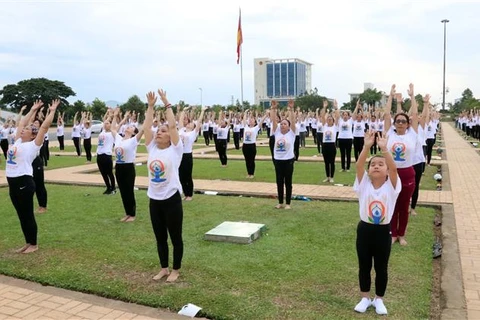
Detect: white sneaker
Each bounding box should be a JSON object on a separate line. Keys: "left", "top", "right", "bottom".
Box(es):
{"left": 330, "top": 178, "right": 334, "bottom": 183}
{"left": 373, "top": 298, "right": 388, "bottom": 315}
{"left": 354, "top": 297, "right": 372, "bottom": 313}
{"left": 322, "top": 178, "right": 329, "bottom": 183}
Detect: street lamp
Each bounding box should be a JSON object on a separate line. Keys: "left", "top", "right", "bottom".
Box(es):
{"left": 199, "top": 88, "right": 203, "bottom": 107}
{"left": 441, "top": 19, "right": 449, "bottom": 110}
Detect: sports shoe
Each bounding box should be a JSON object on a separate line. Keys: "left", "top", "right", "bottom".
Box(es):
{"left": 330, "top": 178, "right": 334, "bottom": 183}
{"left": 354, "top": 297, "right": 371, "bottom": 313}
{"left": 103, "top": 189, "right": 110, "bottom": 195}
{"left": 372, "top": 298, "right": 388, "bottom": 315}
{"left": 322, "top": 178, "right": 329, "bottom": 183}
{"left": 110, "top": 189, "right": 117, "bottom": 195}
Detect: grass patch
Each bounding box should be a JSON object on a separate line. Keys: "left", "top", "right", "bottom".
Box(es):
{"left": 0, "top": 185, "right": 436, "bottom": 319}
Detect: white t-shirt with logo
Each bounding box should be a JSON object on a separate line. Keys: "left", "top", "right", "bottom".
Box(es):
{"left": 216, "top": 127, "right": 229, "bottom": 140}
{"left": 179, "top": 129, "right": 198, "bottom": 153}
{"left": 338, "top": 118, "right": 353, "bottom": 139}
{"left": 114, "top": 134, "right": 139, "bottom": 164}
{"left": 72, "top": 124, "right": 82, "bottom": 138}
{"left": 322, "top": 125, "right": 337, "bottom": 144}
{"left": 352, "top": 120, "right": 366, "bottom": 138}
{"left": 353, "top": 172, "right": 401, "bottom": 224}
{"left": 273, "top": 127, "right": 295, "bottom": 160}
{"left": 243, "top": 125, "right": 260, "bottom": 144}
{"left": 6, "top": 139, "right": 42, "bottom": 177}
{"left": 386, "top": 127, "right": 417, "bottom": 168}
{"left": 96, "top": 131, "right": 114, "bottom": 155}
{"left": 147, "top": 140, "right": 183, "bottom": 200}
{"left": 412, "top": 126, "right": 426, "bottom": 165}
{"left": 56, "top": 125, "right": 64, "bottom": 137}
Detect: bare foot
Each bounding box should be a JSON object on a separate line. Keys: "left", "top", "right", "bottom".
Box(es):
{"left": 410, "top": 209, "right": 417, "bottom": 216}
{"left": 166, "top": 270, "right": 180, "bottom": 283}
{"left": 22, "top": 245, "right": 38, "bottom": 254}
{"left": 15, "top": 244, "right": 30, "bottom": 253}
{"left": 37, "top": 207, "right": 47, "bottom": 214}
{"left": 120, "top": 216, "right": 129, "bottom": 222}
{"left": 399, "top": 237, "right": 408, "bottom": 246}
{"left": 153, "top": 268, "right": 170, "bottom": 281}
{"left": 125, "top": 216, "right": 136, "bottom": 222}
{"left": 391, "top": 237, "right": 398, "bottom": 245}
{"left": 184, "top": 197, "right": 193, "bottom": 201}
{"left": 284, "top": 205, "right": 291, "bottom": 210}
{"left": 275, "top": 204, "right": 284, "bottom": 209}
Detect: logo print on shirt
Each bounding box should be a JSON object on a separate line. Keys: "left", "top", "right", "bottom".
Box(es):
{"left": 115, "top": 147, "right": 125, "bottom": 163}
{"left": 391, "top": 142, "right": 406, "bottom": 161}
{"left": 355, "top": 125, "right": 362, "bottom": 131}
{"left": 150, "top": 160, "right": 166, "bottom": 182}
{"left": 324, "top": 131, "right": 332, "bottom": 141}
{"left": 276, "top": 137, "right": 287, "bottom": 152}
{"left": 7, "top": 146, "right": 17, "bottom": 164}
{"left": 98, "top": 134, "right": 105, "bottom": 147}
{"left": 378, "top": 124, "right": 383, "bottom": 130}
{"left": 342, "top": 124, "right": 349, "bottom": 131}
{"left": 245, "top": 131, "right": 252, "bottom": 142}
{"left": 368, "top": 200, "right": 386, "bottom": 225}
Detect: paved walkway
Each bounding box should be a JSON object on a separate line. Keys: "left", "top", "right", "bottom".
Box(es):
{"left": 0, "top": 122, "right": 476, "bottom": 319}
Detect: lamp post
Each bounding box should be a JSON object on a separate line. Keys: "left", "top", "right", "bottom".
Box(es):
{"left": 441, "top": 19, "right": 449, "bottom": 111}
{"left": 199, "top": 88, "right": 203, "bottom": 107}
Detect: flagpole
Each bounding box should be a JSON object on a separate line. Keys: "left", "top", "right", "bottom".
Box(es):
{"left": 240, "top": 45, "right": 244, "bottom": 109}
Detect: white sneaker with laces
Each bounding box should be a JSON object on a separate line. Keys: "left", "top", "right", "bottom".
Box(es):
{"left": 373, "top": 298, "right": 388, "bottom": 315}
{"left": 354, "top": 297, "right": 372, "bottom": 313}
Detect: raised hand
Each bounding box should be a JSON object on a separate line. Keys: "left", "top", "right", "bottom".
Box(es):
{"left": 333, "top": 99, "right": 338, "bottom": 109}
{"left": 271, "top": 100, "right": 278, "bottom": 109}
{"left": 20, "top": 105, "right": 27, "bottom": 112}
{"left": 49, "top": 99, "right": 61, "bottom": 112}
{"left": 31, "top": 100, "right": 44, "bottom": 111}
{"left": 157, "top": 89, "right": 169, "bottom": 106}
{"left": 323, "top": 100, "right": 328, "bottom": 108}
{"left": 376, "top": 133, "right": 388, "bottom": 151}
{"left": 288, "top": 99, "right": 295, "bottom": 109}
{"left": 390, "top": 84, "right": 396, "bottom": 96}
{"left": 364, "top": 129, "right": 376, "bottom": 148}
{"left": 146, "top": 91, "right": 157, "bottom": 107}
{"left": 423, "top": 94, "right": 431, "bottom": 104}
{"left": 407, "top": 83, "right": 414, "bottom": 97}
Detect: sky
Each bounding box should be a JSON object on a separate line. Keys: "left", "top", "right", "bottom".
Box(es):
{"left": 0, "top": 0, "right": 479, "bottom": 108}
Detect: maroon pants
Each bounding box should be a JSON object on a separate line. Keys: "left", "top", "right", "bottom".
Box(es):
{"left": 391, "top": 166, "right": 416, "bottom": 237}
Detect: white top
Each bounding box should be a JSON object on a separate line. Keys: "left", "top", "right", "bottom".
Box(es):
{"left": 273, "top": 127, "right": 295, "bottom": 160}
{"left": 8, "top": 129, "right": 16, "bottom": 145}
{"left": 352, "top": 120, "right": 366, "bottom": 138}
{"left": 233, "top": 123, "right": 241, "bottom": 133}
{"left": 243, "top": 125, "right": 260, "bottom": 144}
{"left": 377, "top": 120, "right": 385, "bottom": 132}
{"left": 72, "top": 124, "right": 82, "bottom": 138}
{"left": 299, "top": 120, "right": 307, "bottom": 133}
{"left": 353, "top": 172, "right": 401, "bottom": 225}
{"left": 216, "top": 127, "right": 229, "bottom": 140}
{"left": 338, "top": 118, "right": 353, "bottom": 139}
{"left": 202, "top": 122, "right": 209, "bottom": 132}
{"left": 311, "top": 118, "right": 318, "bottom": 130}
{"left": 96, "top": 131, "right": 114, "bottom": 155}
{"left": 147, "top": 140, "right": 183, "bottom": 200}
{"left": 6, "top": 139, "right": 42, "bottom": 177}
{"left": 368, "top": 120, "right": 377, "bottom": 131}
{"left": 0, "top": 127, "right": 9, "bottom": 140}
{"left": 322, "top": 125, "right": 337, "bottom": 144}
{"left": 114, "top": 134, "right": 139, "bottom": 164}
{"left": 386, "top": 127, "right": 417, "bottom": 168}
{"left": 82, "top": 127, "right": 92, "bottom": 139}
{"left": 425, "top": 121, "right": 436, "bottom": 139}
{"left": 179, "top": 129, "right": 197, "bottom": 153}
{"left": 212, "top": 123, "right": 218, "bottom": 135}
{"left": 412, "top": 126, "right": 426, "bottom": 165}
{"left": 56, "top": 125, "right": 64, "bottom": 137}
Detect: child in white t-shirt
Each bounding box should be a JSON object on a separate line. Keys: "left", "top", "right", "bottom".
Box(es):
{"left": 353, "top": 129, "right": 401, "bottom": 316}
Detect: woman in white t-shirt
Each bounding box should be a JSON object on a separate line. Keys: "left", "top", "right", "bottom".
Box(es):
{"left": 216, "top": 112, "right": 230, "bottom": 167}
{"left": 56, "top": 112, "right": 65, "bottom": 151}
{"left": 270, "top": 99, "right": 296, "bottom": 209}
{"left": 6, "top": 99, "right": 59, "bottom": 254}
{"left": 111, "top": 109, "right": 144, "bottom": 222}
{"left": 72, "top": 112, "right": 83, "bottom": 156}
{"left": 1, "top": 120, "right": 13, "bottom": 159}
{"left": 96, "top": 113, "right": 116, "bottom": 194}
{"left": 82, "top": 112, "right": 93, "bottom": 163}
{"left": 353, "top": 129, "right": 401, "bottom": 315}
{"left": 319, "top": 99, "right": 339, "bottom": 183}
{"left": 338, "top": 111, "right": 354, "bottom": 172}
{"left": 178, "top": 106, "right": 206, "bottom": 201}
{"left": 144, "top": 89, "right": 184, "bottom": 283}
{"left": 384, "top": 84, "right": 419, "bottom": 246}
{"left": 242, "top": 111, "right": 268, "bottom": 178}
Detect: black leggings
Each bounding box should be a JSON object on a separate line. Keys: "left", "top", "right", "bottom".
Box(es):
{"left": 97, "top": 154, "right": 115, "bottom": 191}
{"left": 179, "top": 153, "right": 194, "bottom": 197}
{"left": 73, "top": 137, "right": 81, "bottom": 156}
{"left": 312, "top": 128, "right": 317, "bottom": 144}
{"left": 411, "top": 162, "right": 424, "bottom": 210}
{"left": 32, "top": 156, "right": 47, "bottom": 208}
{"left": 353, "top": 137, "right": 364, "bottom": 162}
{"left": 425, "top": 138, "right": 435, "bottom": 164}
{"left": 217, "top": 140, "right": 227, "bottom": 165}
{"left": 274, "top": 158, "right": 295, "bottom": 205}
{"left": 322, "top": 143, "right": 336, "bottom": 178}
{"left": 356, "top": 221, "right": 391, "bottom": 297}
{"left": 233, "top": 132, "right": 241, "bottom": 150}
{"left": 84, "top": 138, "right": 92, "bottom": 161}
{"left": 242, "top": 143, "right": 257, "bottom": 175}
{"left": 202, "top": 131, "right": 210, "bottom": 146}
{"left": 149, "top": 191, "right": 184, "bottom": 270}
{"left": 7, "top": 175, "right": 37, "bottom": 245}
{"left": 115, "top": 163, "right": 136, "bottom": 216}
{"left": 316, "top": 133, "right": 323, "bottom": 154}
{"left": 269, "top": 135, "right": 275, "bottom": 162}
{"left": 338, "top": 138, "right": 352, "bottom": 170}
{"left": 1, "top": 139, "right": 8, "bottom": 159}
{"left": 294, "top": 136, "right": 300, "bottom": 161}
{"left": 57, "top": 135, "right": 64, "bottom": 150}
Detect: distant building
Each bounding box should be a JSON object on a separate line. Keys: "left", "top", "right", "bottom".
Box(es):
{"left": 254, "top": 57, "right": 313, "bottom": 107}
{"left": 348, "top": 83, "right": 388, "bottom": 109}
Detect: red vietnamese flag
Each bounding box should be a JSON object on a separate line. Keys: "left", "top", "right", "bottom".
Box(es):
{"left": 236, "top": 8, "right": 243, "bottom": 64}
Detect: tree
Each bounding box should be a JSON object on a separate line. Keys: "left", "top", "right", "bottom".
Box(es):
{"left": 0, "top": 77, "right": 76, "bottom": 111}
{"left": 89, "top": 98, "right": 108, "bottom": 120}
{"left": 450, "top": 88, "right": 480, "bottom": 114}
{"left": 358, "top": 88, "right": 383, "bottom": 106}
{"left": 294, "top": 88, "right": 328, "bottom": 112}
{"left": 120, "top": 95, "right": 148, "bottom": 121}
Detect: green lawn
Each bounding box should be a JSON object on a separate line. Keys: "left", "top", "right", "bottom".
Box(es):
{"left": 0, "top": 185, "right": 436, "bottom": 320}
